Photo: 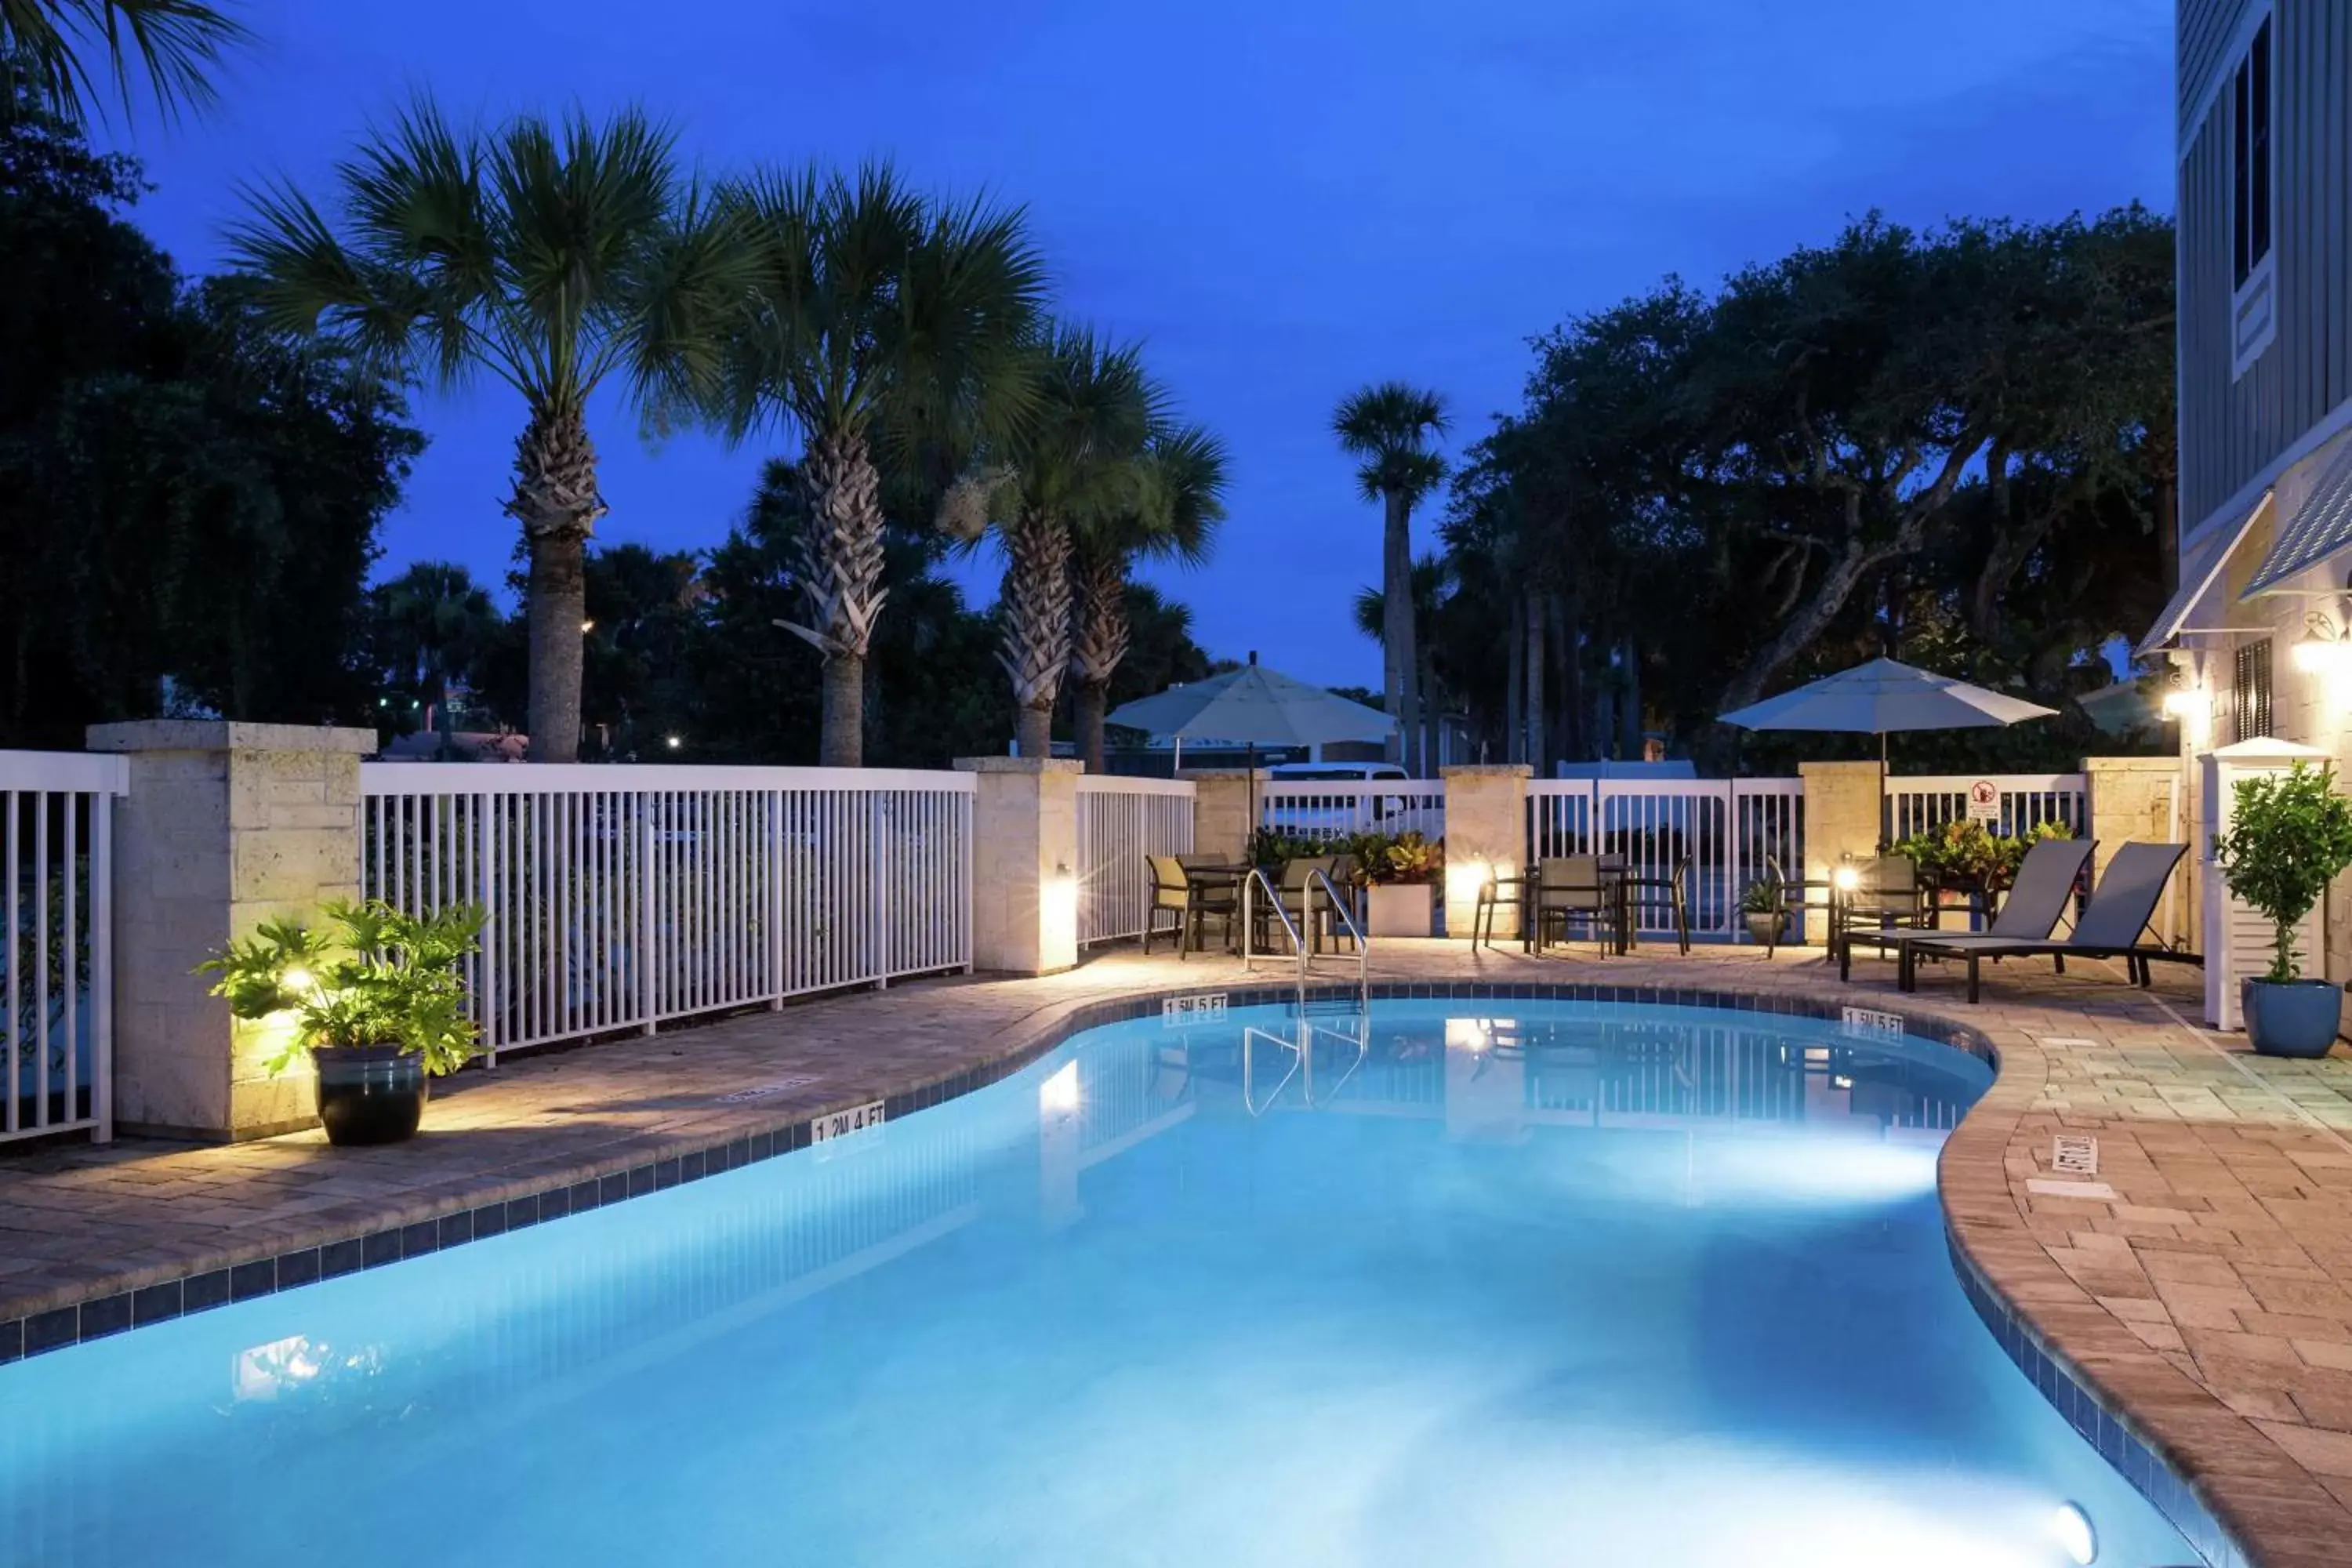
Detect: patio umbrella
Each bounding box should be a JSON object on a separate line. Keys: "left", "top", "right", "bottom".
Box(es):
{"left": 1718, "top": 657, "right": 2057, "bottom": 838}
{"left": 1104, "top": 654, "right": 1396, "bottom": 834}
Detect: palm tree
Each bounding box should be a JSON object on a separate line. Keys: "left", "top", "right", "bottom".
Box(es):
{"left": 2, "top": 0, "right": 246, "bottom": 125}
{"left": 228, "top": 98, "right": 753, "bottom": 762}
{"left": 720, "top": 164, "right": 1045, "bottom": 767}
{"left": 1333, "top": 381, "right": 1449, "bottom": 775}
{"left": 996, "top": 327, "right": 1160, "bottom": 761}
{"left": 1067, "top": 423, "right": 1226, "bottom": 771}
{"left": 369, "top": 561, "right": 501, "bottom": 739}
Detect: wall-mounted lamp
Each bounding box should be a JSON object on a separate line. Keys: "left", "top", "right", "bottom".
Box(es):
{"left": 2292, "top": 608, "right": 2352, "bottom": 673}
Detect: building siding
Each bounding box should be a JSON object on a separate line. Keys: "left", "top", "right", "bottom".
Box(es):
{"left": 2178, "top": 0, "right": 2352, "bottom": 536}
{"left": 2181, "top": 0, "right": 2254, "bottom": 128}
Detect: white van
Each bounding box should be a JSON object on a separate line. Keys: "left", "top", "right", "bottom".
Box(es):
{"left": 1261, "top": 762, "right": 1441, "bottom": 840}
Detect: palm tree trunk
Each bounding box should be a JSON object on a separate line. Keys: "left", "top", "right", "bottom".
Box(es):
{"left": 999, "top": 506, "right": 1074, "bottom": 758}
{"left": 821, "top": 652, "right": 864, "bottom": 766}
{"left": 524, "top": 532, "right": 587, "bottom": 763}
{"left": 1418, "top": 644, "right": 1440, "bottom": 771}
{"left": 506, "top": 404, "right": 609, "bottom": 764}
{"left": 1073, "top": 683, "right": 1109, "bottom": 772}
{"left": 1380, "top": 488, "right": 1417, "bottom": 773}
{"left": 1504, "top": 595, "right": 1525, "bottom": 764}
{"left": 782, "top": 428, "right": 889, "bottom": 769}
{"left": 1524, "top": 590, "right": 1545, "bottom": 772}
{"left": 1068, "top": 551, "right": 1131, "bottom": 773}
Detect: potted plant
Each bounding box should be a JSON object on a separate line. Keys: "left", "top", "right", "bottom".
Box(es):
{"left": 199, "top": 900, "right": 488, "bottom": 1145}
{"left": 2213, "top": 763, "right": 2352, "bottom": 1058}
{"left": 1739, "top": 880, "right": 1785, "bottom": 946}
{"left": 1362, "top": 831, "right": 1443, "bottom": 937}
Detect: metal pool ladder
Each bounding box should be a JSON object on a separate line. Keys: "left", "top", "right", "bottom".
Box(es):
{"left": 1240, "top": 866, "right": 1370, "bottom": 1013}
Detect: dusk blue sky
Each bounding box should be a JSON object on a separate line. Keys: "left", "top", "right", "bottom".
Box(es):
{"left": 103, "top": 0, "right": 2172, "bottom": 690}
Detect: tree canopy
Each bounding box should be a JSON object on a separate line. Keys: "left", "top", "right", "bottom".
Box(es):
{"left": 1425, "top": 206, "right": 2175, "bottom": 773}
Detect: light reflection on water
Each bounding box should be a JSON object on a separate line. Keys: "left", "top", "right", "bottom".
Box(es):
{"left": 0, "top": 1000, "right": 2187, "bottom": 1567}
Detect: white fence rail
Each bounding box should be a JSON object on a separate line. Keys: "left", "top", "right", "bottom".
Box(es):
{"left": 1885, "top": 773, "right": 2087, "bottom": 840}
{"left": 361, "top": 764, "right": 974, "bottom": 1060}
{"left": 1528, "top": 779, "right": 1806, "bottom": 939}
{"left": 1074, "top": 777, "right": 1194, "bottom": 946}
{"left": 0, "top": 751, "right": 124, "bottom": 1144}
{"left": 1259, "top": 780, "right": 1446, "bottom": 843}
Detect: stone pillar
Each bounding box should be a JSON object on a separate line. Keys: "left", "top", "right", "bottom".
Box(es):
{"left": 2082, "top": 755, "right": 2192, "bottom": 950}
{"left": 1798, "top": 760, "right": 1881, "bottom": 942}
{"left": 956, "top": 757, "right": 1082, "bottom": 975}
{"left": 1439, "top": 764, "right": 1530, "bottom": 938}
{"left": 87, "top": 721, "right": 376, "bottom": 1142}
{"left": 1181, "top": 768, "right": 1255, "bottom": 866}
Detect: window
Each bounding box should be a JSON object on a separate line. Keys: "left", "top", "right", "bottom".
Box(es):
{"left": 2234, "top": 639, "right": 2274, "bottom": 742}
{"left": 2227, "top": 13, "right": 2278, "bottom": 377}
{"left": 2232, "top": 16, "right": 2274, "bottom": 289}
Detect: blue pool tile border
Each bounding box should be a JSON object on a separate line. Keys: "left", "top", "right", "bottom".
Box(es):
{"left": 0, "top": 977, "right": 2249, "bottom": 1567}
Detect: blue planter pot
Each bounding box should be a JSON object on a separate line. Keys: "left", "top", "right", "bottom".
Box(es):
{"left": 2241, "top": 978, "right": 2346, "bottom": 1058}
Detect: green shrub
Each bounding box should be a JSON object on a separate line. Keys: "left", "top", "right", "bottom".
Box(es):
{"left": 198, "top": 899, "right": 488, "bottom": 1075}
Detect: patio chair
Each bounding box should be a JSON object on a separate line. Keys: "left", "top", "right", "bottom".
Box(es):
{"left": 1899, "top": 842, "right": 2196, "bottom": 1003}
{"left": 1759, "top": 855, "right": 1832, "bottom": 957}
{"left": 1829, "top": 855, "right": 1928, "bottom": 973}
{"left": 1838, "top": 836, "right": 2092, "bottom": 982}
{"left": 1530, "top": 855, "right": 1623, "bottom": 956}
{"left": 1258, "top": 855, "right": 1336, "bottom": 953}
{"left": 1620, "top": 855, "right": 1693, "bottom": 955}
{"left": 1145, "top": 855, "right": 1239, "bottom": 958}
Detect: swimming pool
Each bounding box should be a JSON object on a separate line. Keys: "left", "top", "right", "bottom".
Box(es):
{"left": 0, "top": 996, "right": 2192, "bottom": 1566}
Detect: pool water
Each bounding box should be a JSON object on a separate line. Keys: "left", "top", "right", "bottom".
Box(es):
{"left": 0, "top": 1000, "right": 2191, "bottom": 1567}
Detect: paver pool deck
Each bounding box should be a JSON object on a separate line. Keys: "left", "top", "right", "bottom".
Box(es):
{"left": 3, "top": 938, "right": 2350, "bottom": 1567}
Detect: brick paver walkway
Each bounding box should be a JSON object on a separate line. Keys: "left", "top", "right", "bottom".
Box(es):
{"left": 3, "top": 938, "right": 2350, "bottom": 1566}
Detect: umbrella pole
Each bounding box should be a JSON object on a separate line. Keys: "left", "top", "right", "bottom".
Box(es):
{"left": 1247, "top": 742, "right": 1258, "bottom": 861}
{"left": 1878, "top": 730, "right": 1889, "bottom": 848}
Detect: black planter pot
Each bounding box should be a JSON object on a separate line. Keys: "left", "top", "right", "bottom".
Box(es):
{"left": 313, "top": 1044, "right": 427, "bottom": 1145}
{"left": 2241, "top": 978, "right": 2346, "bottom": 1059}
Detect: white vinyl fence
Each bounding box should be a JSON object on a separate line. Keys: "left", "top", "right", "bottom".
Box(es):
{"left": 1885, "top": 773, "right": 2087, "bottom": 840}
{"left": 1528, "top": 779, "right": 1806, "bottom": 939}
{"left": 0, "top": 751, "right": 124, "bottom": 1144}
{"left": 1074, "top": 777, "right": 1194, "bottom": 946}
{"left": 361, "top": 765, "right": 974, "bottom": 1060}
{"left": 1259, "top": 779, "right": 1446, "bottom": 843}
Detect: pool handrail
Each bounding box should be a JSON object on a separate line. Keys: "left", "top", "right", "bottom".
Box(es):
{"left": 1240, "top": 866, "right": 1309, "bottom": 1013}
{"left": 1308, "top": 866, "right": 1370, "bottom": 1008}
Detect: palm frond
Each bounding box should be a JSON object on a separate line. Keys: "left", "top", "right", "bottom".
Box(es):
{"left": 2, "top": 0, "right": 248, "bottom": 126}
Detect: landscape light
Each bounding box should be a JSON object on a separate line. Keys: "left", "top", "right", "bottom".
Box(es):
{"left": 665, "top": 735, "right": 682, "bottom": 750}
{"left": 2049, "top": 1501, "right": 2096, "bottom": 1565}
{"left": 580, "top": 619, "right": 595, "bottom": 633}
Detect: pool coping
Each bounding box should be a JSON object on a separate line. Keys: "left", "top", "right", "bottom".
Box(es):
{"left": 0, "top": 977, "right": 2263, "bottom": 1566}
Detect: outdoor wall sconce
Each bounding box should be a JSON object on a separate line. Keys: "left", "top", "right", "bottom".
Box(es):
{"left": 2290, "top": 608, "right": 2352, "bottom": 673}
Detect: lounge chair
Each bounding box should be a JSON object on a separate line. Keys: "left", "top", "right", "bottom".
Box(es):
{"left": 1839, "top": 836, "right": 2093, "bottom": 982}
{"left": 1899, "top": 841, "right": 2196, "bottom": 1002}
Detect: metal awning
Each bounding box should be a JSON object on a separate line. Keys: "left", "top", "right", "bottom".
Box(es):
{"left": 2243, "top": 431, "right": 2352, "bottom": 597}
{"left": 2134, "top": 492, "right": 2270, "bottom": 655}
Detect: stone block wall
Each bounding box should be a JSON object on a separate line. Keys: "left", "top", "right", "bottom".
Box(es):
{"left": 88, "top": 722, "right": 376, "bottom": 1141}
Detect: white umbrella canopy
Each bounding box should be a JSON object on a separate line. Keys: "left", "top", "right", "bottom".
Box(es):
{"left": 1104, "top": 659, "right": 1396, "bottom": 749}
{"left": 1718, "top": 657, "right": 2058, "bottom": 735}
{"left": 1719, "top": 658, "right": 2059, "bottom": 844}
{"left": 1106, "top": 659, "right": 1398, "bottom": 848}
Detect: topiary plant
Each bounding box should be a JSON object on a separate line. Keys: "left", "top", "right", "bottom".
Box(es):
{"left": 2213, "top": 764, "right": 2352, "bottom": 983}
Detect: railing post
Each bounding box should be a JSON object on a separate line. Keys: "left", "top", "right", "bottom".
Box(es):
{"left": 767, "top": 789, "right": 786, "bottom": 1008}
{"left": 92, "top": 788, "right": 114, "bottom": 1142}
{"left": 638, "top": 790, "right": 658, "bottom": 1036}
